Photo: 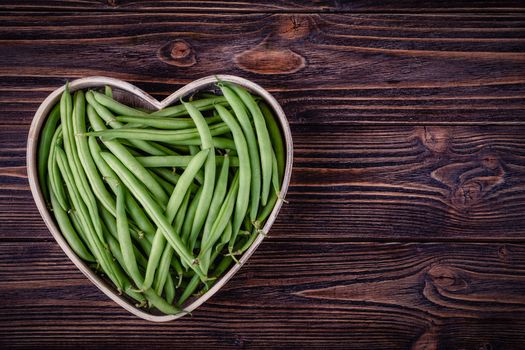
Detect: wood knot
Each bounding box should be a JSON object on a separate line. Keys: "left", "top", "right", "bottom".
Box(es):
{"left": 106, "top": 0, "right": 117, "bottom": 7}
{"left": 420, "top": 126, "right": 449, "bottom": 153}
{"left": 451, "top": 181, "right": 483, "bottom": 208}
{"left": 158, "top": 39, "right": 196, "bottom": 67}
{"left": 277, "top": 15, "right": 311, "bottom": 40}
{"left": 427, "top": 265, "right": 468, "bottom": 292}
{"left": 235, "top": 45, "right": 305, "bottom": 75}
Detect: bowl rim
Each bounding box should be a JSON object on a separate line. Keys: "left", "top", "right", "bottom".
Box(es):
{"left": 26, "top": 75, "right": 293, "bottom": 322}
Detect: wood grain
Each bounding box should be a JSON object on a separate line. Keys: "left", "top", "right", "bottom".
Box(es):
{"left": 2, "top": 1, "right": 525, "bottom": 13}
{"left": 1, "top": 4, "right": 525, "bottom": 349}
{"left": 1, "top": 12, "right": 525, "bottom": 124}
{"left": 2, "top": 240, "right": 525, "bottom": 349}
{"left": 3, "top": 125, "right": 525, "bottom": 241}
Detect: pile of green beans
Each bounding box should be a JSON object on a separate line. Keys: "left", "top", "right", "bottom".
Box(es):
{"left": 38, "top": 82, "right": 286, "bottom": 315}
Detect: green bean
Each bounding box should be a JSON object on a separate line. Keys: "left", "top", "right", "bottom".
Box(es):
{"left": 69, "top": 207, "right": 92, "bottom": 252}
{"left": 137, "top": 155, "right": 240, "bottom": 168}
{"left": 148, "top": 169, "right": 174, "bottom": 194}
{"left": 116, "top": 115, "right": 222, "bottom": 130}
{"left": 92, "top": 91, "right": 149, "bottom": 118}
{"left": 103, "top": 234, "right": 146, "bottom": 304}
{"left": 103, "top": 229, "right": 153, "bottom": 304}
{"left": 143, "top": 149, "right": 208, "bottom": 290}
{"left": 177, "top": 274, "right": 200, "bottom": 305}
{"left": 140, "top": 141, "right": 179, "bottom": 157}
{"left": 56, "top": 146, "right": 123, "bottom": 291}
{"left": 154, "top": 190, "right": 191, "bottom": 297}
{"left": 189, "top": 145, "right": 205, "bottom": 185}
{"left": 271, "top": 150, "right": 280, "bottom": 195}
{"left": 85, "top": 100, "right": 169, "bottom": 205}
{"left": 49, "top": 181, "right": 95, "bottom": 262}
{"left": 86, "top": 123, "right": 230, "bottom": 143}
{"left": 215, "top": 104, "right": 251, "bottom": 249}
{"left": 116, "top": 183, "right": 144, "bottom": 288}
{"left": 229, "top": 83, "right": 273, "bottom": 206}
{"left": 38, "top": 103, "right": 61, "bottom": 203}
{"left": 143, "top": 288, "right": 180, "bottom": 314}
{"left": 100, "top": 151, "right": 205, "bottom": 280}
{"left": 150, "top": 137, "right": 236, "bottom": 150}
{"left": 260, "top": 101, "right": 285, "bottom": 181}
{"left": 184, "top": 101, "right": 216, "bottom": 253}
{"left": 73, "top": 91, "right": 117, "bottom": 216}
{"left": 200, "top": 170, "right": 239, "bottom": 257}
{"left": 86, "top": 90, "right": 171, "bottom": 158}
{"left": 62, "top": 88, "right": 104, "bottom": 241}
{"left": 149, "top": 96, "right": 227, "bottom": 118}
{"left": 150, "top": 167, "right": 182, "bottom": 186}
{"left": 182, "top": 187, "right": 202, "bottom": 245}
{"left": 48, "top": 126, "right": 68, "bottom": 211}
{"left": 218, "top": 84, "right": 261, "bottom": 221}
{"left": 100, "top": 205, "right": 152, "bottom": 256}
{"left": 164, "top": 272, "right": 175, "bottom": 305}
{"left": 104, "top": 85, "right": 113, "bottom": 98}
{"left": 231, "top": 229, "right": 259, "bottom": 257}
{"left": 88, "top": 134, "right": 156, "bottom": 240}
{"left": 216, "top": 220, "right": 232, "bottom": 254}
{"left": 200, "top": 154, "right": 230, "bottom": 273}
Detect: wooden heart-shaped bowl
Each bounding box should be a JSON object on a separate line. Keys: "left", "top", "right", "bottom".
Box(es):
{"left": 27, "top": 75, "right": 293, "bottom": 322}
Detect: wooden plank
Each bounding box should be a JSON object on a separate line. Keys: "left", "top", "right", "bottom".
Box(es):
{"left": 2, "top": 125, "right": 525, "bottom": 241}
{"left": 1, "top": 12, "right": 525, "bottom": 124}
{"left": 1, "top": 240, "right": 525, "bottom": 348}
{"left": 1, "top": 1, "right": 525, "bottom": 13}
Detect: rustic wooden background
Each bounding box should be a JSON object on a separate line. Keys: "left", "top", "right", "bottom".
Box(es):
{"left": 2, "top": 1, "right": 525, "bottom": 349}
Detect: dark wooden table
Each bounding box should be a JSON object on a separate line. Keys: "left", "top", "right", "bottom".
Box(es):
{"left": 2, "top": 1, "right": 525, "bottom": 349}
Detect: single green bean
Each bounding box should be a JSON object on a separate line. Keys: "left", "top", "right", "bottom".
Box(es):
{"left": 189, "top": 145, "right": 205, "bottom": 184}
{"left": 100, "top": 151, "right": 205, "bottom": 280}
{"left": 149, "top": 96, "right": 227, "bottom": 118}
{"left": 154, "top": 137, "right": 236, "bottom": 150}
{"left": 49, "top": 182, "right": 95, "bottom": 262}
{"left": 200, "top": 154, "right": 230, "bottom": 273}
{"left": 271, "top": 149, "right": 280, "bottom": 195}
{"left": 184, "top": 101, "right": 216, "bottom": 253}
{"left": 177, "top": 274, "right": 201, "bottom": 305}
{"left": 116, "top": 115, "right": 222, "bottom": 130}
{"left": 219, "top": 84, "right": 261, "bottom": 221}
{"left": 181, "top": 186, "right": 202, "bottom": 245}
{"left": 137, "top": 155, "right": 239, "bottom": 168}
{"left": 47, "top": 126, "right": 68, "bottom": 211}
{"left": 86, "top": 123, "right": 230, "bottom": 143}
{"left": 260, "top": 101, "right": 285, "bottom": 181}
{"left": 85, "top": 99, "right": 169, "bottom": 205}
{"left": 229, "top": 83, "right": 273, "bottom": 206}
{"left": 92, "top": 90, "right": 149, "bottom": 117}
{"left": 104, "top": 85, "right": 113, "bottom": 98}
{"left": 116, "top": 183, "right": 144, "bottom": 288}
{"left": 164, "top": 272, "right": 175, "bottom": 305}
{"left": 38, "top": 103, "right": 61, "bottom": 203}
{"left": 143, "top": 149, "right": 209, "bottom": 290}
{"left": 215, "top": 104, "right": 251, "bottom": 249}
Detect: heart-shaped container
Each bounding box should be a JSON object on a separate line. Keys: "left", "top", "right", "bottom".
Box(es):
{"left": 27, "top": 75, "right": 293, "bottom": 322}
